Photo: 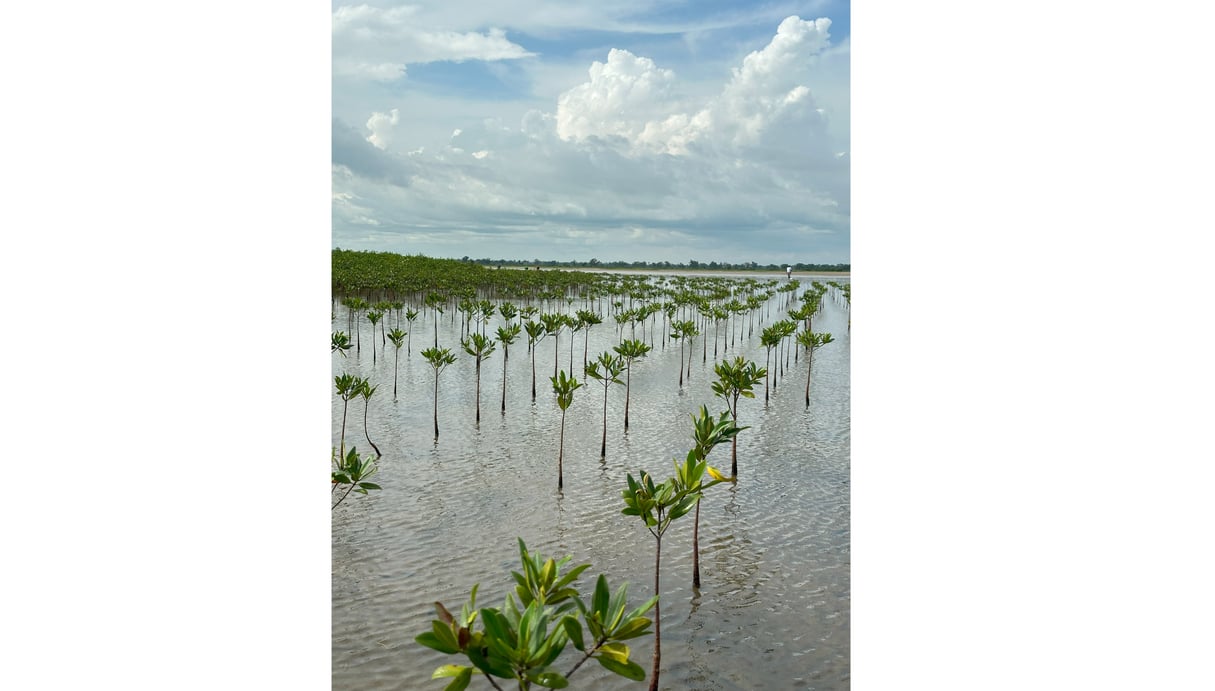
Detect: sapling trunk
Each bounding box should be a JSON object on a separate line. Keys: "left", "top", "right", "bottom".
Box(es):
{"left": 558, "top": 410, "right": 565, "bottom": 489}
{"left": 363, "top": 397, "right": 380, "bottom": 458}
{"left": 624, "top": 367, "right": 632, "bottom": 430}
{"left": 649, "top": 533, "right": 662, "bottom": 691}
{"left": 600, "top": 385, "right": 608, "bottom": 458}
{"left": 692, "top": 500, "right": 702, "bottom": 588}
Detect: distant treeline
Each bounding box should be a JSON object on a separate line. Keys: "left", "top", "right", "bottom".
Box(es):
{"left": 459, "top": 256, "right": 850, "bottom": 272}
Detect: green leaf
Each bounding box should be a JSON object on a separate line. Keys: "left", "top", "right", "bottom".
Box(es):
{"left": 431, "top": 664, "right": 467, "bottom": 679}
{"left": 598, "top": 641, "right": 630, "bottom": 664}
{"left": 592, "top": 575, "right": 609, "bottom": 618}
{"left": 443, "top": 667, "right": 472, "bottom": 691}
{"left": 561, "top": 616, "right": 585, "bottom": 651}
{"left": 528, "top": 671, "right": 570, "bottom": 689}
{"left": 431, "top": 620, "right": 460, "bottom": 651}
{"left": 597, "top": 656, "right": 646, "bottom": 681}
{"left": 416, "top": 631, "right": 458, "bottom": 655}
{"left": 610, "top": 616, "right": 653, "bottom": 640}
{"left": 357, "top": 482, "right": 381, "bottom": 490}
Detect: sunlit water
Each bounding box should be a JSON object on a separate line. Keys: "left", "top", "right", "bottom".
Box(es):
{"left": 333, "top": 275, "right": 850, "bottom": 690}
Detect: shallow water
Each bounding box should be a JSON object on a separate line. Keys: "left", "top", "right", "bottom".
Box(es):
{"left": 332, "top": 278, "right": 850, "bottom": 690}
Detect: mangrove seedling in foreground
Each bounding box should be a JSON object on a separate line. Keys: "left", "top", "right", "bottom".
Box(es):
{"left": 416, "top": 538, "right": 656, "bottom": 690}
{"left": 620, "top": 418, "right": 733, "bottom": 691}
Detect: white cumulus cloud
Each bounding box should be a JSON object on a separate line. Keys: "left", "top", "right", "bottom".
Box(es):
{"left": 332, "top": 3, "right": 535, "bottom": 81}
{"left": 365, "top": 108, "right": 400, "bottom": 150}
{"left": 553, "top": 16, "right": 834, "bottom": 157}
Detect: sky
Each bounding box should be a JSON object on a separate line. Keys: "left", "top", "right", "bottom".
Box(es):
{"left": 332, "top": 0, "right": 851, "bottom": 264}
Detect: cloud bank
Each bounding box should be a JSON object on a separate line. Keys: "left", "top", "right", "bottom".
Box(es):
{"left": 332, "top": 13, "right": 849, "bottom": 264}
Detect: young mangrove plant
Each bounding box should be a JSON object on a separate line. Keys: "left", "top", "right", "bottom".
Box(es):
{"left": 461, "top": 332, "right": 498, "bottom": 424}
{"left": 795, "top": 330, "right": 835, "bottom": 408}
{"left": 585, "top": 351, "right": 625, "bottom": 459}
{"left": 405, "top": 307, "right": 420, "bottom": 355}
{"left": 575, "top": 309, "right": 602, "bottom": 373}
{"left": 388, "top": 328, "right": 406, "bottom": 400}
{"left": 366, "top": 310, "right": 382, "bottom": 365}
{"left": 551, "top": 369, "right": 582, "bottom": 490}
{"left": 332, "top": 331, "right": 352, "bottom": 357}
{"left": 710, "top": 356, "right": 767, "bottom": 477}
{"left": 359, "top": 379, "right": 382, "bottom": 458}
{"left": 331, "top": 446, "right": 381, "bottom": 510}
{"left": 670, "top": 320, "right": 698, "bottom": 388}
{"left": 422, "top": 346, "right": 458, "bottom": 439}
{"left": 759, "top": 326, "right": 782, "bottom": 403}
{"left": 540, "top": 312, "right": 568, "bottom": 380}
{"left": 612, "top": 339, "right": 652, "bottom": 432}
{"left": 620, "top": 418, "right": 733, "bottom": 691}
{"left": 416, "top": 538, "right": 656, "bottom": 690}
{"left": 334, "top": 372, "right": 366, "bottom": 458}
{"left": 685, "top": 406, "right": 742, "bottom": 588}
{"left": 496, "top": 323, "right": 522, "bottom": 415}
{"left": 524, "top": 320, "right": 546, "bottom": 403}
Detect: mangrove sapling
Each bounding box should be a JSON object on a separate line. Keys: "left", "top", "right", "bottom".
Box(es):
{"left": 759, "top": 326, "right": 781, "bottom": 403}
{"left": 461, "top": 332, "right": 497, "bottom": 424}
{"left": 796, "top": 330, "right": 835, "bottom": 408}
{"left": 567, "top": 314, "right": 582, "bottom": 374}
{"left": 422, "top": 346, "right": 458, "bottom": 439}
{"left": 685, "top": 406, "right": 743, "bottom": 588}
{"left": 334, "top": 373, "right": 366, "bottom": 458}
{"left": 540, "top": 312, "right": 567, "bottom": 380}
{"left": 498, "top": 301, "right": 518, "bottom": 328}
{"left": 416, "top": 539, "right": 656, "bottom": 689}
{"left": 496, "top": 323, "right": 522, "bottom": 414}
{"left": 620, "top": 426, "right": 733, "bottom": 691}
{"left": 710, "top": 356, "right": 766, "bottom": 478}
{"left": 426, "top": 294, "right": 446, "bottom": 348}
{"left": 585, "top": 351, "right": 625, "bottom": 458}
{"left": 388, "top": 328, "right": 406, "bottom": 400}
{"left": 551, "top": 370, "right": 582, "bottom": 490}
{"left": 575, "top": 309, "right": 602, "bottom": 373}
{"left": 359, "top": 380, "right": 382, "bottom": 458}
{"left": 373, "top": 300, "right": 393, "bottom": 346}
{"left": 524, "top": 320, "right": 546, "bottom": 403}
{"left": 367, "top": 310, "right": 382, "bottom": 365}
{"left": 332, "top": 331, "right": 352, "bottom": 357}
{"left": 405, "top": 308, "right": 419, "bottom": 355}
{"left": 331, "top": 446, "right": 381, "bottom": 510}
{"left": 612, "top": 339, "right": 652, "bottom": 431}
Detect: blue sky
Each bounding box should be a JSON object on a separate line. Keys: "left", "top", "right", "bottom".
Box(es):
{"left": 332, "top": 0, "right": 851, "bottom": 264}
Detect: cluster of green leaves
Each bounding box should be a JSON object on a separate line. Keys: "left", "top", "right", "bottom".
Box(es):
{"left": 620, "top": 407, "right": 738, "bottom": 535}
{"left": 417, "top": 539, "right": 657, "bottom": 690}
{"left": 332, "top": 331, "right": 352, "bottom": 356}
{"left": 331, "top": 446, "right": 381, "bottom": 510}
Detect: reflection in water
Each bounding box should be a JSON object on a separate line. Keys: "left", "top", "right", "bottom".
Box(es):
{"left": 333, "top": 276, "right": 850, "bottom": 690}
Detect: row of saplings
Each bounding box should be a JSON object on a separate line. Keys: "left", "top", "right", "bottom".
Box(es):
{"left": 332, "top": 306, "right": 837, "bottom": 689}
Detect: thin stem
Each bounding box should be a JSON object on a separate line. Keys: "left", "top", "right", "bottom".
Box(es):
{"left": 482, "top": 671, "right": 505, "bottom": 691}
